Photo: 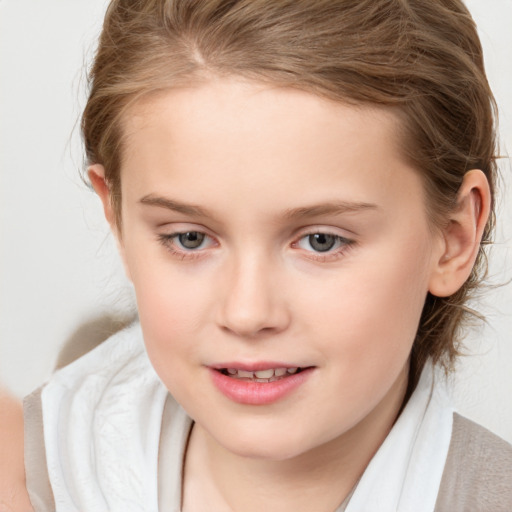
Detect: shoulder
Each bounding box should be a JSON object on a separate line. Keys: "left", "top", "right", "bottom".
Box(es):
{"left": 23, "top": 322, "right": 172, "bottom": 509}
{"left": 435, "top": 413, "right": 512, "bottom": 512}
{"left": 42, "top": 320, "right": 150, "bottom": 398}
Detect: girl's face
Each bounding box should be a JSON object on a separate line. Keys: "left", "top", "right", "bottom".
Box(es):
{"left": 115, "top": 79, "right": 443, "bottom": 460}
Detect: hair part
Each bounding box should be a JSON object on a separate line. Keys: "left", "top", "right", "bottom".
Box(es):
{"left": 82, "top": 0, "right": 498, "bottom": 385}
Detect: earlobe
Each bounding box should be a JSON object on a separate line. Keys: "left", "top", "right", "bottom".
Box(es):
{"left": 428, "top": 169, "right": 491, "bottom": 297}
{"left": 88, "top": 164, "right": 116, "bottom": 229}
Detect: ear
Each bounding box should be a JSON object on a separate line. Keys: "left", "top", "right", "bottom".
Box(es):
{"left": 88, "top": 164, "right": 131, "bottom": 281}
{"left": 88, "top": 164, "right": 116, "bottom": 229}
{"left": 428, "top": 169, "right": 491, "bottom": 297}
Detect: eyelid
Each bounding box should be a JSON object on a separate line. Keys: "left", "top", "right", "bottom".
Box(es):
{"left": 292, "top": 225, "right": 355, "bottom": 242}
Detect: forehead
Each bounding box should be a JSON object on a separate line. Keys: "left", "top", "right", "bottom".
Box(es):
{"left": 123, "top": 78, "right": 403, "bottom": 159}
{"left": 119, "top": 78, "right": 425, "bottom": 220}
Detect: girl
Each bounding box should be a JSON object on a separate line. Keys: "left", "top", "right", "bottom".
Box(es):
{"left": 24, "top": 0, "right": 512, "bottom": 511}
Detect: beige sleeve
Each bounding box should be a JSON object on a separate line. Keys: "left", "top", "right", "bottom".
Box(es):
{"left": 434, "top": 413, "right": 512, "bottom": 512}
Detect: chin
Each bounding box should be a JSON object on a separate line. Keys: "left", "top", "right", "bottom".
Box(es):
{"left": 212, "top": 422, "right": 316, "bottom": 461}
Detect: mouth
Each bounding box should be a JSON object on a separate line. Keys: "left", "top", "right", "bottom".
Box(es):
{"left": 209, "top": 364, "right": 315, "bottom": 405}
{"left": 217, "top": 366, "right": 307, "bottom": 383}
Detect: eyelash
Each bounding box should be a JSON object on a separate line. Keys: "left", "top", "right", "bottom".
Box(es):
{"left": 157, "top": 230, "right": 355, "bottom": 262}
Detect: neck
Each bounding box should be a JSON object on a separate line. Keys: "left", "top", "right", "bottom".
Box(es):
{"left": 182, "top": 369, "right": 408, "bottom": 512}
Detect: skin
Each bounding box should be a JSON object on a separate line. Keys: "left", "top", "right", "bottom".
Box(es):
{"left": 91, "top": 78, "right": 490, "bottom": 512}
{"left": 0, "top": 387, "right": 33, "bottom": 512}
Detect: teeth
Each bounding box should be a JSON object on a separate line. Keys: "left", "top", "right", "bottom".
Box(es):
{"left": 223, "top": 367, "right": 303, "bottom": 380}
{"left": 254, "top": 369, "right": 274, "bottom": 379}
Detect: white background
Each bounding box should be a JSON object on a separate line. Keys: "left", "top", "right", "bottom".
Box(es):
{"left": 1, "top": 0, "right": 511, "bottom": 442}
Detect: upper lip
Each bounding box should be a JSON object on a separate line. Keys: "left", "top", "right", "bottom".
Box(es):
{"left": 209, "top": 362, "right": 309, "bottom": 371}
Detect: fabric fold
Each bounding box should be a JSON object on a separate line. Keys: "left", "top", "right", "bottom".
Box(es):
{"left": 345, "top": 365, "right": 453, "bottom": 512}
{"left": 39, "top": 323, "right": 168, "bottom": 512}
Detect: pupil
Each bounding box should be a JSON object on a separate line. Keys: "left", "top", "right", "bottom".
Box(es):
{"left": 309, "top": 233, "right": 336, "bottom": 252}
{"left": 178, "top": 232, "right": 205, "bottom": 249}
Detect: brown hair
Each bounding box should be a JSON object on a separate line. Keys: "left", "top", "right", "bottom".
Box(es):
{"left": 82, "top": 0, "right": 498, "bottom": 383}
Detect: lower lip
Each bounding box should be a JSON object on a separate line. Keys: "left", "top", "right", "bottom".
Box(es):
{"left": 209, "top": 368, "right": 314, "bottom": 405}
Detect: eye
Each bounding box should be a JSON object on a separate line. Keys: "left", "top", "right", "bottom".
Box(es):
{"left": 157, "top": 230, "right": 215, "bottom": 257}
{"left": 297, "top": 233, "right": 348, "bottom": 253}
{"left": 176, "top": 231, "right": 207, "bottom": 250}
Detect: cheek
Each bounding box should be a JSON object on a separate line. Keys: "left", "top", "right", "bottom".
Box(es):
{"left": 126, "top": 257, "right": 211, "bottom": 381}
{"left": 302, "top": 242, "right": 431, "bottom": 366}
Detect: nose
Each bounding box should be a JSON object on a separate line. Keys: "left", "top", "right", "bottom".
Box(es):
{"left": 217, "top": 253, "right": 291, "bottom": 338}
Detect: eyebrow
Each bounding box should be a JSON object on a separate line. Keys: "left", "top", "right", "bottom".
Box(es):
{"left": 140, "top": 194, "right": 211, "bottom": 217}
{"left": 282, "top": 201, "right": 378, "bottom": 219}
{"left": 139, "top": 194, "right": 378, "bottom": 219}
